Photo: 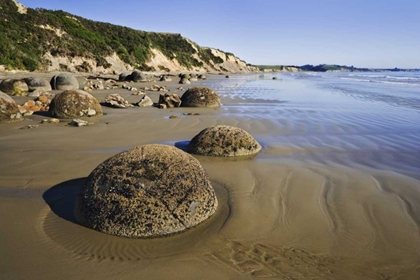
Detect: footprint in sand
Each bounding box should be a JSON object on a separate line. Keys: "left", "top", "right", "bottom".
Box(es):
{"left": 204, "top": 240, "right": 338, "bottom": 278}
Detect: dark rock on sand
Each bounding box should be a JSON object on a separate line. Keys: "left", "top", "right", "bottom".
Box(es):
{"left": 74, "top": 144, "right": 218, "bottom": 238}
{"left": 187, "top": 125, "right": 262, "bottom": 157}
{"left": 50, "top": 73, "right": 79, "bottom": 90}
{"left": 119, "top": 72, "right": 131, "bottom": 81}
{"left": 180, "top": 86, "right": 221, "bottom": 108}
{"left": 128, "top": 70, "right": 147, "bottom": 82}
{"left": 179, "top": 77, "right": 191, "bottom": 84}
{"left": 24, "top": 77, "right": 52, "bottom": 93}
{"left": 0, "top": 79, "right": 29, "bottom": 95}
{"left": 49, "top": 90, "right": 102, "bottom": 118}
{"left": 0, "top": 91, "right": 23, "bottom": 123}
{"left": 158, "top": 93, "right": 182, "bottom": 108}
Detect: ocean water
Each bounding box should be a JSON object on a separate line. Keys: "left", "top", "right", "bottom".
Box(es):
{"left": 200, "top": 72, "right": 420, "bottom": 179}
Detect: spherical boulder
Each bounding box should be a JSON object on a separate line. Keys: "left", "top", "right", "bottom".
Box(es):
{"left": 128, "top": 70, "right": 147, "bottom": 82}
{"left": 180, "top": 86, "right": 221, "bottom": 108}
{"left": 49, "top": 90, "right": 102, "bottom": 118}
{"left": 118, "top": 72, "right": 131, "bottom": 81}
{"left": 75, "top": 144, "right": 218, "bottom": 238}
{"left": 0, "top": 79, "right": 29, "bottom": 95}
{"left": 187, "top": 125, "right": 262, "bottom": 157}
{"left": 0, "top": 91, "right": 23, "bottom": 123}
{"left": 24, "top": 77, "right": 52, "bottom": 93}
{"left": 50, "top": 73, "right": 79, "bottom": 90}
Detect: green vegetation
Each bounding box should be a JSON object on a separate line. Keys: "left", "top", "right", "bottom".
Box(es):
{"left": 0, "top": 0, "right": 238, "bottom": 71}
{"left": 258, "top": 65, "right": 286, "bottom": 71}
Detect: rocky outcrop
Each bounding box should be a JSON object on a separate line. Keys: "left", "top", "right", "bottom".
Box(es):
{"left": 49, "top": 89, "right": 102, "bottom": 118}
{"left": 180, "top": 86, "right": 221, "bottom": 108}
{"left": 50, "top": 73, "right": 79, "bottom": 90}
{"left": 0, "top": 91, "right": 23, "bottom": 123}
{"left": 74, "top": 144, "right": 218, "bottom": 238}
{"left": 104, "top": 93, "right": 134, "bottom": 108}
{"left": 158, "top": 93, "right": 181, "bottom": 108}
{"left": 187, "top": 125, "right": 262, "bottom": 157}
{"left": 0, "top": 79, "right": 29, "bottom": 95}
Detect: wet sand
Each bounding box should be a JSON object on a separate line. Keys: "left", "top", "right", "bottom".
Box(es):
{"left": 1, "top": 73, "right": 420, "bottom": 279}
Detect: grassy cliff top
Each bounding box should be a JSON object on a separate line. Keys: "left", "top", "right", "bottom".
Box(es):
{"left": 0, "top": 0, "right": 234, "bottom": 71}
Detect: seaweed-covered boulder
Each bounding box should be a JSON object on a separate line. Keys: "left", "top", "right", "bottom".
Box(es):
{"left": 180, "top": 86, "right": 221, "bottom": 108}
{"left": 75, "top": 144, "right": 218, "bottom": 238}
{"left": 128, "top": 70, "right": 147, "bottom": 82}
{"left": 158, "top": 93, "right": 181, "bottom": 108}
{"left": 50, "top": 73, "right": 79, "bottom": 90}
{"left": 49, "top": 90, "right": 102, "bottom": 118}
{"left": 0, "top": 79, "right": 29, "bottom": 95}
{"left": 24, "top": 77, "right": 52, "bottom": 93}
{"left": 0, "top": 91, "right": 23, "bottom": 123}
{"left": 187, "top": 125, "right": 262, "bottom": 157}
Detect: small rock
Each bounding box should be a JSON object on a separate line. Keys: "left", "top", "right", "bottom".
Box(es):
{"left": 160, "top": 76, "right": 172, "bottom": 82}
{"left": 104, "top": 93, "right": 134, "bottom": 109}
{"left": 41, "top": 118, "right": 60, "bottom": 124}
{"left": 169, "top": 115, "right": 180, "bottom": 119}
{"left": 183, "top": 112, "right": 200, "bottom": 116}
{"left": 179, "top": 78, "right": 191, "bottom": 84}
{"left": 136, "top": 95, "right": 154, "bottom": 107}
{"left": 19, "top": 125, "right": 39, "bottom": 129}
{"left": 158, "top": 93, "right": 181, "bottom": 108}
{"left": 70, "top": 119, "right": 90, "bottom": 127}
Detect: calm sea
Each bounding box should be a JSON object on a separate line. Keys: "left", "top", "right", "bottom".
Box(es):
{"left": 200, "top": 71, "right": 420, "bottom": 178}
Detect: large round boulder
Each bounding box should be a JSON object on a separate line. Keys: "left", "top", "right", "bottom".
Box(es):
{"left": 187, "top": 125, "right": 262, "bottom": 157}
{"left": 50, "top": 73, "right": 79, "bottom": 90}
{"left": 180, "top": 86, "right": 221, "bottom": 108}
{"left": 75, "top": 144, "right": 218, "bottom": 238}
{"left": 128, "top": 70, "right": 147, "bottom": 82}
{"left": 0, "top": 79, "right": 29, "bottom": 95}
{"left": 24, "top": 77, "right": 52, "bottom": 93}
{"left": 0, "top": 91, "right": 23, "bottom": 123}
{"left": 49, "top": 90, "right": 102, "bottom": 118}
{"left": 118, "top": 72, "right": 131, "bottom": 81}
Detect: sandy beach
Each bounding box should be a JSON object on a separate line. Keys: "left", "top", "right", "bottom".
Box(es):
{"left": 1, "top": 72, "right": 420, "bottom": 279}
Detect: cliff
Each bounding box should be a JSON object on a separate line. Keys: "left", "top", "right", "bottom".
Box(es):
{"left": 0, "top": 0, "right": 259, "bottom": 74}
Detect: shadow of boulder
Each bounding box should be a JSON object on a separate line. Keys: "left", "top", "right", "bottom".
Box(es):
{"left": 174, "top": 140, "right": 190, "bottom": 152}
{"left": 42, "top": 177, "right": 86, "bottom": 224}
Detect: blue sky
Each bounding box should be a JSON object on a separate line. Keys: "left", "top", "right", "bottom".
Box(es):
{"left": 18, "top": 0, "right": 420, "bottom": 68}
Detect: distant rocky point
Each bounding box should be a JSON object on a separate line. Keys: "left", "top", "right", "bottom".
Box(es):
{"left": 258, "top": 64, "right": 420, "bottom": 73}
